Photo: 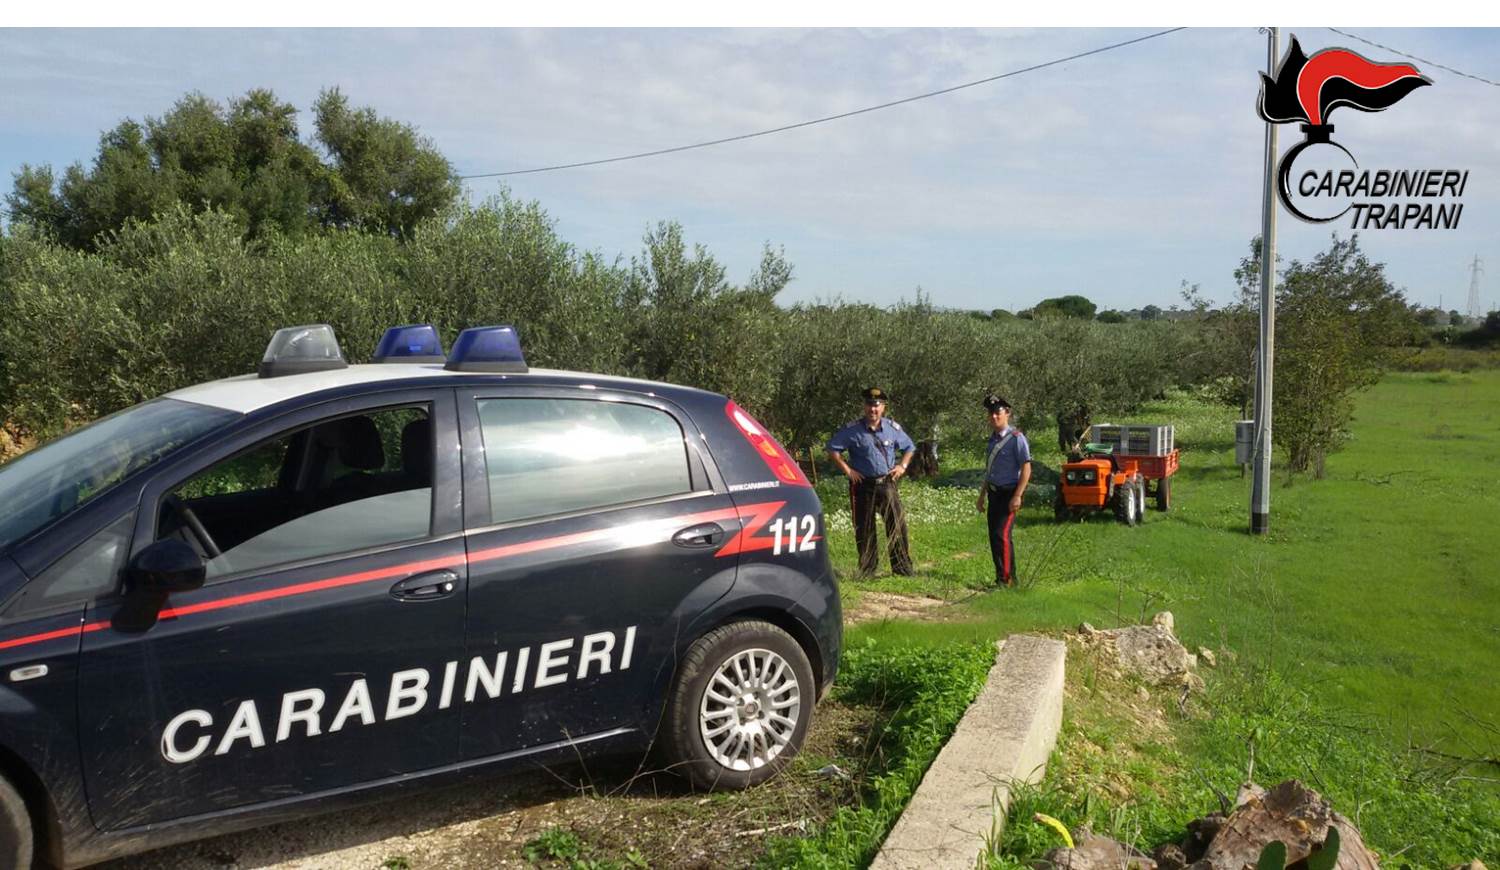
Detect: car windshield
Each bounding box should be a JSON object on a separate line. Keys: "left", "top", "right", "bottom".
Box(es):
{"left": 0, "top": 398, "right": 239, "bottom": 553}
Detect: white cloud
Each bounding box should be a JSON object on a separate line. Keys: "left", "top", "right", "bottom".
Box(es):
{"left": 2, "top": 26, "right": 1495, "bottom": 311}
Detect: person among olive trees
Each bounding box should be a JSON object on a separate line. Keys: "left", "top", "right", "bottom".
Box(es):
{"left": 975, "top": 394, "right": 1031, "bottom": 587}
{"left": 826, "top": 387, "right": 915, "bottom": 579}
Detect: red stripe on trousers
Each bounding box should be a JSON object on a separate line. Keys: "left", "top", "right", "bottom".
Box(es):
{"left": 1001, "top": 509, "right": 1017, "bottom": 580}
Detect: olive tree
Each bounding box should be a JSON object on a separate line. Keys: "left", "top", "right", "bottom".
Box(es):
{"left": 1268, "top": 235, "right": 1414, "bottom": 476}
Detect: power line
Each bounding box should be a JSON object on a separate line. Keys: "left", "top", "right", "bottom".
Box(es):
{"left": 1326, "top": 27, "right": 1500, "bottom": 88}
{"left": 459, "top": 27, "right": 1187, "bottom": 180}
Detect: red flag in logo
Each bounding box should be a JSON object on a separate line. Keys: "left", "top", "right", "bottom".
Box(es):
{"left": 1257, "top": 36, "right": 1429, "bottom": 127}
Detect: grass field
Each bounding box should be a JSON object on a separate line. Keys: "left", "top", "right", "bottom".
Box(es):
{"left": 817, "top": 371, "right": 1500, "bottom": 864}
{"left": 832, "top": 371, "right": 1499, "bottom": 751}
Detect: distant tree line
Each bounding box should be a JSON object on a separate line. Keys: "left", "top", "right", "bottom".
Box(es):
{"left": 0, "top": 88, "right": 1433, "bottom": 479}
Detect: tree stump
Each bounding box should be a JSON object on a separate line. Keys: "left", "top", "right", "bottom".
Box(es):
{"left": 1193, "top": 780, "right": 1380, "bottom": 870}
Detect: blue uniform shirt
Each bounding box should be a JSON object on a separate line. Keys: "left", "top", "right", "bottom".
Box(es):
{"left": 827, "top": 417, "right": 915, "bottom": 477}
{"left": 984, "top": 427, "right": 1032, "bottom": 486}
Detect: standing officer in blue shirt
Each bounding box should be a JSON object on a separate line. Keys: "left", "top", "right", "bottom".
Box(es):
{"left": 827, "top": 387, "right": 916, "bottom": 579}
{"left": 975, "top": 394, "right": 1032, "bottom": 586}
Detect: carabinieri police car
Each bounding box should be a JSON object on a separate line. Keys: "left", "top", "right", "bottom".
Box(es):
{"left": 0, "top": 324, "right": 840, "bottom": 868}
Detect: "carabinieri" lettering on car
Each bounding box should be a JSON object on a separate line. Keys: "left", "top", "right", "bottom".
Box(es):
{"left": 160, "top": 626, "right": 637, "bottom": 763}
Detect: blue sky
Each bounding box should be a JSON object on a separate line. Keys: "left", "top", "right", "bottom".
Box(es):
{"left": 1, "top": 27, "right": 1496, "bottom": 312}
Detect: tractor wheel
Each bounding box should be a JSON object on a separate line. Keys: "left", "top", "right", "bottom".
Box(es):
{"left": 1113, "top": 480, "right": 1137, "bottom": 527}
{"left": 1134, "top": 477, "right": 1148, "bottom": 521}
{"left": 1053, "top": 490, "right": 1070, "bottom": 523}
{"left": 1155, "top": 477, "right": 1172, "bottom": 512}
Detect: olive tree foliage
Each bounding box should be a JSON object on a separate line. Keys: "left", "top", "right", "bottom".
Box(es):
{"left": 6, "top": 88, "right": 459, "bottom": 250}
{"left": 760, "top": 301, "right": 887, "bottom": 451}
{"left": 1176, "top": 276, "right": 1258, "bottom": 415}
{"left": 0, "top": 197, "right": 630, "bottom": 437}
{"left": 312, "top": 89, "right": 462, "bottom": 239}
{"left": 1262, "top": 235, "right": 1415, "bottom": 477}
{"left": 1003, "top": 317, "right": 1177, "bottom": 454}
{"left": 620, "top": 222, "right": 789, "bottom": 413}
{"left": 398, "top": 196, "right": 628, "bottom": 374}
{"left": 873, "top": 297, "right": 995, "bottom": 441}
{"left": 761, "top": 295, "right": 1001, "bottom": 453}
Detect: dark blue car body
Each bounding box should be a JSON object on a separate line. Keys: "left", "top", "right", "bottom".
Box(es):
{"left": 0, "top": 366, "right": 840, "bottom": 867}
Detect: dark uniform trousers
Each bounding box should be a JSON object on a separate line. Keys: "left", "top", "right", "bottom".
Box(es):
{"left": 986, "top": 483, "right": 1018, "bottom": 586}
{"left": 849, "top": 476, "right": 913, "bottom": 578}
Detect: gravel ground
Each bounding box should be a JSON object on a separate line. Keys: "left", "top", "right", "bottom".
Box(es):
{"left": 98, "top": 696, "right": 881, "bottom": 870}
{"left": 99, "top": 769, "right": 595, "bottom": 869}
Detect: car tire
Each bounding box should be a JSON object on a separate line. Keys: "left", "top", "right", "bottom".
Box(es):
{"left": 0, "top": 774, "right": 34, "bottom": 870}
{"left": 660, "top": 620, "right": 815, "bottom": 791}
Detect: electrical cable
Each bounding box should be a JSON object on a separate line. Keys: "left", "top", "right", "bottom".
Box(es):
{"left": 1326, "top": 27, "right": 1500, "bottom": 88}
{"left": 459, "top": 27, "right": 1187, "bottom": 179}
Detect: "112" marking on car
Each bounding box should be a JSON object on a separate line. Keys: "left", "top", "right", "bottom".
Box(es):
{"left": 768, "top": 515, "right": 818, "bottom": 555}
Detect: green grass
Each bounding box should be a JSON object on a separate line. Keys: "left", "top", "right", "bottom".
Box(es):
{"left": 523, "top": 826, "right": 650, "bottom": 869}
{"left": 817, "top": 372, "right": 1500, "bottom": 865}
{"left": 760, "top": 639, "right": 994, "bottom": 869}
{"left": 834, "top": 372, "right": 1500, "bottom": 753}
{"left": 986, "top": 663, "right": 1498, "bottom": 868}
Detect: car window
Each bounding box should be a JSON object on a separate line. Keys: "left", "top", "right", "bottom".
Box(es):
{"left": 0, "top": 399, "right": 237, "bottom": 553}
{"left": 476, "top": 398, "right": 692, "bottom": 525}
{"left": 2, "top": 512, "right": 135, "bottom": 620}
{"left": 161, "top": 405, "right": 434, "bottom": 581}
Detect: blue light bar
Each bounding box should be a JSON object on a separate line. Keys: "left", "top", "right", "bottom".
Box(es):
{"left": 373, "top": 324, "right": 446, "bottom": 364}
{"left": 259, "top": 325, "right": 348, "bottom": 378}
{"left": 445, "top": 325, "right": 528, "bottom": 373}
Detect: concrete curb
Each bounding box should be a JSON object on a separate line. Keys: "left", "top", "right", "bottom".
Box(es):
{"left": 870, "top": 634, "right": 1067, "bottom": 870}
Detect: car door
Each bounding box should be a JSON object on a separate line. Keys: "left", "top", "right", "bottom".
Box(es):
{"left": 76, "top": 389, "right": 468, "bottom": 831}
{"left": 455, "top": 387, "right": 740, "bottom": 761}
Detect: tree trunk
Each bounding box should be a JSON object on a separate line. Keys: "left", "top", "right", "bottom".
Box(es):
{"left": 910, "top": 440, "right": 940, "bottom": 477}
{"left": 1057, "top": 408, "right": 1090, "bottom": 456}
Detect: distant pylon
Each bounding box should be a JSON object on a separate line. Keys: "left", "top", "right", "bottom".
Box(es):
{"left": 1468, "top": 255, "right": 1484, "bottom": 320}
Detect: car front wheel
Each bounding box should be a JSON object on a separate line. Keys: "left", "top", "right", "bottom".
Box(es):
{"left": 660, "top": 620, "right": 815, "bottom": 790}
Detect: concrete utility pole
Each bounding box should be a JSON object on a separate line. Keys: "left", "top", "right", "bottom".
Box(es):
{"left": 1467, "top": 255, "right": 1484, "bottom": 321}
{"left": 1251, "top": 27, "right": 1279, "bottom": 536}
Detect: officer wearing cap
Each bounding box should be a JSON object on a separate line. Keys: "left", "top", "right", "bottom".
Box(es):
{"left": 826, "top": 387, "right": 916, "bottom": 579}
{"left": 975, "top": 394, "right": 1031, "bottom": 587}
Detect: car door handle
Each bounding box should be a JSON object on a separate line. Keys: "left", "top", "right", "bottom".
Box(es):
{"left": 673, "top": 523, "right": 725, "bottom": 548}
{"left": 390, "top": 570, "right": 459, "bottom": 601}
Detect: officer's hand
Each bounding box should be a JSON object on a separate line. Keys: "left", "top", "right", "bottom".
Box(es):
{"left": 975, "top": 493, "right": 986, "bottom": 512}
{"left": 891, "top": 465, "right": 906, "bottom": 481}
{"left": 1009, "top": 495, "right": 1023, "bottom": 513}
{"left": 846, "top": 468, "right": 864, "bottom": 484}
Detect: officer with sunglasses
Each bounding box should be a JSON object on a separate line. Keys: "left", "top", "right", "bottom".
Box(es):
{"left": 826, "top": 387, "right": 915, "bottom": 579}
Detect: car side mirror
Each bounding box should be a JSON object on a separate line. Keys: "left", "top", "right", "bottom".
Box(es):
{"left": 112, "top": 540, "right": 206, "bottom": 633}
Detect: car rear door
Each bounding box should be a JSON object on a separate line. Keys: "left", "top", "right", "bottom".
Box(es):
{"left": 455, "top": 387, "right": 741, "bottom": 761}
{"left": 75, "top": 388, "right": 469, "bottom": 831}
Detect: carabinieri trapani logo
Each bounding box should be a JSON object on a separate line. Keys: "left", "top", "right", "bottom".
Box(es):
{"left": 1256, "top": 35, "right": 1466, "bottom": 229}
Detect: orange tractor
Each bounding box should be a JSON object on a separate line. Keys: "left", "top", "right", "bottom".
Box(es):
{"left": 1055, "top": 424, "right": 1179, "bottom": 526}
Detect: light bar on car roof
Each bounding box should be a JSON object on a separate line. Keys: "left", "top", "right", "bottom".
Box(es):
{"left": 445, "top": 325, "right": 528, "bottom": 373}
{"left": 373, "top": 324, "right": 446, "bottom": 364}
{"left": 258, "top": 325, "right": 348, "bottom": 379}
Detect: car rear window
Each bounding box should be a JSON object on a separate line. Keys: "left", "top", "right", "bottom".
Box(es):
{"left": 476, "top": 398, "right": 692, "bottom": 525}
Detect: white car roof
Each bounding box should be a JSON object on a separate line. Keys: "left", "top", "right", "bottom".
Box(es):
{"left": 164, "top": 364, "right": 685, "bottom": 414}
